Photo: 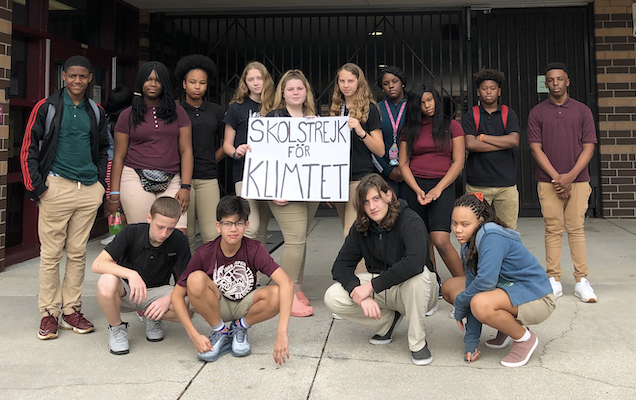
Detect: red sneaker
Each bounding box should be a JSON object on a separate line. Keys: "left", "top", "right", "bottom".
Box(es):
{"left": 59, "top": 307, "right": 95, "bottom": 334}
{"left": 38, "top": 311, "right": 59, "bottom": 340}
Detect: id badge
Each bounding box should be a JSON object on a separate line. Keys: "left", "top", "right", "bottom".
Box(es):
{"left": 388, "top": 143, "right": 399, "bottom": 166}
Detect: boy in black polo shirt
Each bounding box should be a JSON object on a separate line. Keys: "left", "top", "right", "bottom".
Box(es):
{"left": 172, "top": 196, "right": 294, "bottom": 365}
{"left": 462, "top": 68, "right": 521, "bottom": 229}
{"left": 92, "top": 197, "right": 191, "bottom": 355}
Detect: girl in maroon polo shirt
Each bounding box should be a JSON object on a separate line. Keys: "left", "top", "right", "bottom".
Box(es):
{"left": 399, "top": 83, "right": 465, "bottom": 285}
{"left": 107, "top": 61, "right": 194, "bottom": 235}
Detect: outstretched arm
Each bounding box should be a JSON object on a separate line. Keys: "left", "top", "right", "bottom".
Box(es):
{"left": 269, "top": 268, "right": 294, "bottom": 365}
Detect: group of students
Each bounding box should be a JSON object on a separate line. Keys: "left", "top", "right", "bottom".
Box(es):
{"left": 21, "top": 54, "right": 597, "bottom": 369}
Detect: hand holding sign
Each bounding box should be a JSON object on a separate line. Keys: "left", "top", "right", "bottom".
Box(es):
{"left": 241, "top": 116, "right": 351, "bottom": 202}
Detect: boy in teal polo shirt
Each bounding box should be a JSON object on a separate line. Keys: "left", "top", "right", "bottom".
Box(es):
{"left": 21, "top": 55, "right": 109, "bottom": 340}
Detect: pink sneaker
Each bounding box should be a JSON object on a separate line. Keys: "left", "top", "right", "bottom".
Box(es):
{"left": 500, "top": 330, "right": 538, "bottom": 368}
{"left": 485, "top": 331, "right": 512, "bottom": 349}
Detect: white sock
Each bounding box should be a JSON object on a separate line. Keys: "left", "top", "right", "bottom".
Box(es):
{"left": 212, "top": 320, "right": 226, "bottom": 332}
{"left": 514, "top": 328, "right": 531, "bottom": 342}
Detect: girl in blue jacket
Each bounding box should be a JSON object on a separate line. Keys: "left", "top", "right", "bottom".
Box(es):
{"left": 441, "top": 193, "right": 555, "bottom": 368}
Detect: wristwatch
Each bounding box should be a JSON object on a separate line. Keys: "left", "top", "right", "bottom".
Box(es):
{"left": 180, "top": 184, "right": 192, "bottom": 190}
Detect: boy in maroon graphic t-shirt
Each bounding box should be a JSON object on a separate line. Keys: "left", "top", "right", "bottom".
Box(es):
{"left": 172, "top": 196, "right": 293, "bottom": 364}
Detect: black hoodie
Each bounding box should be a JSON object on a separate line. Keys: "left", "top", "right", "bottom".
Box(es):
{"left": 331, "top": 200, "right": 433, "bottom": 294}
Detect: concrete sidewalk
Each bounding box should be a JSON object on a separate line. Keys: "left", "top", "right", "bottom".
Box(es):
{"left": 1, "top": 217, "right": 635, "bottom": 399}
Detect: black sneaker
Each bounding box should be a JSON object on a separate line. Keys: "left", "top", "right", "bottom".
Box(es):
{"left": 369, "top": 311, "right": 403, "bottom": 345}
{"left": 411, "top": 343, "right": 433, "bottom": 365}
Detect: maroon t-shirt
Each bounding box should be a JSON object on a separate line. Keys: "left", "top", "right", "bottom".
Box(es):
{"left": 115, "top": 105, "right": 191, "bottom": 174}
{"left": 401, "top": 119, "right": 464, "bottom": 179}
{"left": 177, "top": 237, "right": 280, "bottom": 301}
{"left": 527, "top": 97, "right": 597, "bottom": 183}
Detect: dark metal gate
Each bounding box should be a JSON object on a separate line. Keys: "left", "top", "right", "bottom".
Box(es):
{"left": 469, "top": 4, "right": 600, "bottom": 217}
{"left": 149, "top": 11, "right": 467, "bottom": 194}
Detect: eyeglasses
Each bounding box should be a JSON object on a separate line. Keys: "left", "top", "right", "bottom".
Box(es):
{"left": 219, "top": 220, "right": 246, "bottom": 229}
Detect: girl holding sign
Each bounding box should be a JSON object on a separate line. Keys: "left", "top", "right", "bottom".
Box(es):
{"left": 223, "top": 62, "right": 275, "bottom": 246}
{"left": 329, "top": 63, "right": 385, "bottom": 237}
{"left": 265, "top": 69, "right": 320, "bottom": 317}
{"left": 442, "top": 193, "right": 555, "bottom": 367}
{"left": 399, "top": 83, "right": 465, "bottom": 280}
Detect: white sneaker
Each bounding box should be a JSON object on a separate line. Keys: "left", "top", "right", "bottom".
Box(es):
{"left": 448, "top": 307, "right": 455, "bottom": 319}
{"left": 425, "top": 303, "right": 438, "bottom": 316}
{"left": 574, "top": 278, "right": 597, "bottom": 303}
{"left": 549, "top": 277, "right": 563, "bottom": 299}
{"left": 331, "top": 313, "right": 343, "bottom": 320}
{"left": 100, "top": 234, "right": 116, "bottom": 245}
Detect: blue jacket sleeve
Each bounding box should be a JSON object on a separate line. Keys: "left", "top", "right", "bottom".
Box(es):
{"left": 463, "top": 309, "right": 483, "bottom": 355}
{"left": 454, "top": 232, "right": 509, "bottom": 321}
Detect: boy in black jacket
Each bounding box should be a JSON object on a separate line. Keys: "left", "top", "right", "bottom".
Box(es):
{"left": 324, "top": 173, "right": 438, "bottom": 365}
{"left": 21, "top": 56, "right": 108, "bottom": 340}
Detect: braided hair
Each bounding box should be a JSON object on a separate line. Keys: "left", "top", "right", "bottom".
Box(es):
{"left": 454, "top": 193, "right": 508, "bottom": 275}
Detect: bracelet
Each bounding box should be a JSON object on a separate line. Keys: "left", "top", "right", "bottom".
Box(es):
{"left": 109, "top": 191, "right": 120, "bottom": 195}
{"left": 479, "top": 134, "right": 484, "bottom": 142}
{"left": 233, "top": 151, "right": 237, "bottom": 159}
{"left": 181, "top": 184, "right": 191, "bottom": 190}
{"left": 107, "top": 198, "right": 120, "bottom": 204}
{"left": 359, "top": 132, "right": 368, "bottom": 141}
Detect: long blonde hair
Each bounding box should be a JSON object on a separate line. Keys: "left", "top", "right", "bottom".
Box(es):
{"left": 271, "top": 69, "right": 316, "bottom": 116}
{"left": 230, "top": 61, "right": 275, "bottom": 115}
{"left": 329, "top": 63, "right": 376, "bottom": 123}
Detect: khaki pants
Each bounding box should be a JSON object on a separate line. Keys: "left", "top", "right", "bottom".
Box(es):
{"left": 187, "top": 178, "right": 221, "bottom": 252}
{"left": 268, "top": 201, "right": 319, "bottom": 284}
{"left": 120, "top": 165, "right": 187, "bottom": 229}
{"left": 235, "top": 181, "right": 270, "bottom": 246}
{"left": 324, "top": 270, "right": 438, "bottom": 352}
{"left": 537, "top": 181, "right": 591, "bottom": 281}
{"left": 465, "top": 184, "right": 519, "bottom": 230}
{"left": 38, "top": 175, "right": 105, "bottom": 317}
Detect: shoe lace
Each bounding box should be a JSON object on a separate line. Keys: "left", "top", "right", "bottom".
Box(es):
{"left": 233, "top": 326, "right": 247, "bottom": 344}
{"left": 111, "top": 326, "right": 128, "bottom": 342}
{"left": 70, "top": 306, "right": 89, "bottom": 323}
{"left": 208, "top": 329, "right": 226, "bottom": 344}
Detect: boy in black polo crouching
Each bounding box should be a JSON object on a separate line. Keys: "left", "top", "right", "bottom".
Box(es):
{"left": 92, "top": 197, "right": 191, "bottom": 355}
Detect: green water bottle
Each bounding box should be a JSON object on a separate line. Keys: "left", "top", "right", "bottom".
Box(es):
{"left": 108, "top": 211, "right": 123, "bottom": 236}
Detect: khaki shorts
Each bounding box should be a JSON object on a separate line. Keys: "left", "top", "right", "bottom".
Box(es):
{"left": 516, "top": 293, "right": 556, "bottom": 326}
{"left": 120, "top": 279, "right": 174, "bottom": 312}
{"left": 190, "top": 290, "right": 256, "bottom": 322}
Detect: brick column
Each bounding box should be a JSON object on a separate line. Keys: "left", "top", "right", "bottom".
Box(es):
{"left": 595, "top": 0, "right": 636, "bottom": 218}
{"left": 0, "top": 1, "right": 11, "bottom": 271}
{"left": 139, "top": 9, "right": 150, "bottom": 63}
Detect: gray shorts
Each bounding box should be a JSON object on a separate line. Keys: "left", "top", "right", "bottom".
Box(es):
{"left": 190, "top": 290, "right": 256, "bottom": 322}
{"left": 119, "top": 278, "right": 173, "bottom": 312}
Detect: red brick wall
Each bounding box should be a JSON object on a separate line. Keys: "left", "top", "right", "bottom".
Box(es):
{"left": 595, "top": 0, "right": 636, "bottom": 218}
{"left": 0, "top": 0, "right": 11, "bottom": 271}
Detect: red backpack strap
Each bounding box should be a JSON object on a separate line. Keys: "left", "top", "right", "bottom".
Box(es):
{"left": 501, "top": 105, "right": 509, "bottom": 131}
{"left": 472, "top": 106, "right": 480, "bottom": 135}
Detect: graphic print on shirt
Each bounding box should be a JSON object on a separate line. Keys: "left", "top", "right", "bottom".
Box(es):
{"left": 212, "top": 260, "right": 255, "bottom": 300}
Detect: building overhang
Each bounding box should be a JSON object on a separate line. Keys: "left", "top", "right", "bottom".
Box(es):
{"left": 124, "top": 0, "right": 592, "bottom": 14}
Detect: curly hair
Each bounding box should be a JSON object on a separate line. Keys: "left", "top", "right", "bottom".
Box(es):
{"left": 401, "top": 83, "right": 451, "bottom": 156}
{"left": 174, "top": 54, "right": 217, "bottom": 84}
{"left": 377, "top": 65, "right": 407, "bottom": 88}
{"left": 329, "top": 63, "right": 376, "bottom": 123}
{"left": 354, "top": 173, "right": 401, "bottom": 234}
{"left": 271, "top": 69, "right": 316, "bottom": 116}
{"left": 453, "top": 193, "right": 509, "bottom": 275}
{"left": 473, "top": 68, "right": 505, "bottom": 88}
{"left": 131, "top": 61, "right": 177, "bottom": 128}
{"left": 229, "top": 61, "right": 275, "bottom": 116}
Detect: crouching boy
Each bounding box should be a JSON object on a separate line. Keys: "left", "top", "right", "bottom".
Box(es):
{"left": 172, "top": 196, "right": 294, "bottom": 364}
{"left": 324, "top": 174, "right": 439, "bottom": 365}
{"left": 92, "top": 197, "right": 191, "bottom": 355}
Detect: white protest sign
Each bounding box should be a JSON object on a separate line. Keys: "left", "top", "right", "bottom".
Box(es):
{"left": 241, "top": 116, "right": 351, "bottom": 202}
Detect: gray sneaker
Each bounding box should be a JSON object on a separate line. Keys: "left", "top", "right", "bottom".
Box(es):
{"left": 197, "top": 330, "right": 231, "bottom": 362}
{"left": 229, "top": 323, "right": 251, "bottom": 357}
{"left": 145, "top": 317, "right": 164, "bottom": 342}
{"left": 411, "top": 343, "right": 433, "bottom": 366}
{"left": 109, "top": 322, "right": 129, "bottom": 355}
